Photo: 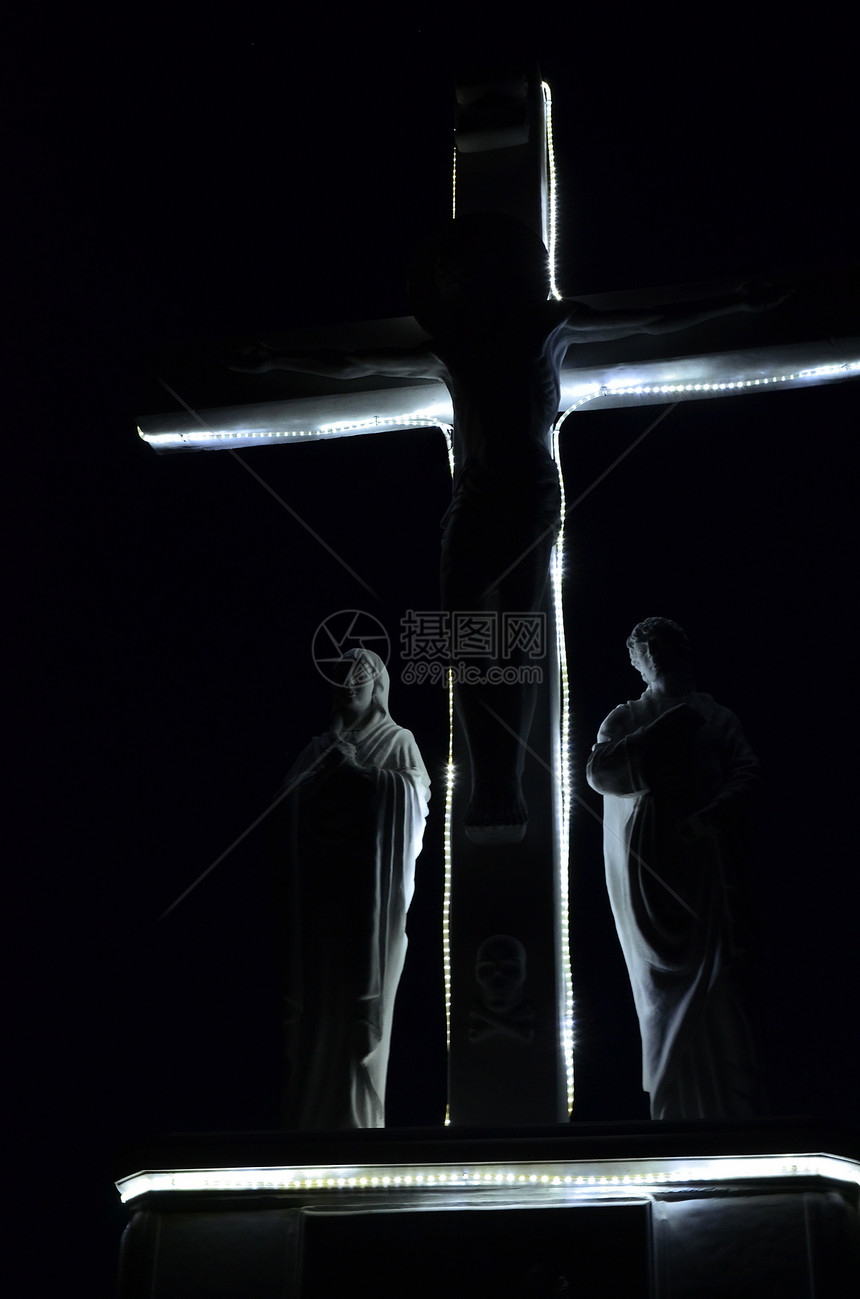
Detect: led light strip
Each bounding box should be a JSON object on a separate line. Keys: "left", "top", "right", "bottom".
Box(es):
{"left": 551, "top": 424, "right": 574, "bottom": 1114}
{"left": 450, "top": 80, "right": 560, "bottom": 301}
{"left": 556, "top": 359, "right": 860, "bottom": 425}
{"left": 570, "top": 358, "right": 860, "bottom": 406}
{"left": 138, "top": 413, "right": 450, "bottom": 451}
{"left": 541, "top": 81, "right": 561, "bottom": 302}
{"left": 140, "top": 364, "right": 858, "bottom": 452}
{"left": 117, "top": 1151, "right": 860, "bottom": 1203}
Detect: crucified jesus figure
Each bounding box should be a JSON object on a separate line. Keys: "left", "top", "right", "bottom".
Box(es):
{"left": 234, "top": 213, "right": 786, "bottom": 845}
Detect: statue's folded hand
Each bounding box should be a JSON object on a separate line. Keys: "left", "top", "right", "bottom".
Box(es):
{"left": 647, "top": 703, "right": 703, "bottom": 735}
{"left": 676, "top": 811, "right": 717, "bottom": 843}
{"left": 324, "top": 738, "right": 359, "bottom": 766}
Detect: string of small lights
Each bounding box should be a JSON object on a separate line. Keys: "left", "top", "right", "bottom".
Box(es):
{"left": 117, "top": 1151, "right": 860, "bottom": 1203}
{"left": 138, "top": 365, "right": 859, "bottom": 451}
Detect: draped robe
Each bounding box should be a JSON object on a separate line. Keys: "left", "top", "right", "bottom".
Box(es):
{"left": 587, "top": 689, "right": 762, "bottom": 1119}
{"left": 279, "top": 696, "right": 430, "bottom": 1129}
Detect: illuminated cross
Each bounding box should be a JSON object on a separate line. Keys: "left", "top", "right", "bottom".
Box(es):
{"left": 139, "top": 72, "right": 859, "bottom": 1127}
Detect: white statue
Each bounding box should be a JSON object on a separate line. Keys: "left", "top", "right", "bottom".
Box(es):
{"left": 587, "top": 618, "right": 764, "bottom": 1120}
{"left": 277, "top": 649, "right": 430, "bottom": 1129}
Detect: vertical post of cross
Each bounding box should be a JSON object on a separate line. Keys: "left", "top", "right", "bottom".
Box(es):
{"left": 454, "top": 68, "right": 551, "bottom": 245}
{"left": 445, "top": 68, "right": 571, "bottom": 1125}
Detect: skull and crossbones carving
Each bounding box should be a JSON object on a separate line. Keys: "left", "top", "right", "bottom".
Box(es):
{"left": 469, "top": 934, "right": 535, "bottom": 1043}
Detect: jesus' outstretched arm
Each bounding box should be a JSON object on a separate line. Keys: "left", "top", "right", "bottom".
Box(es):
{"left": 559, "top": 279, "right": 791, "bottom": 346}
{"left": 230, "top": 341, "right": 446, "bottom": 381}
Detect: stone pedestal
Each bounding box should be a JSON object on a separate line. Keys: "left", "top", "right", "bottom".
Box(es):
{"left": 116, "top": 1121, "right": 859, "bottom": 1299}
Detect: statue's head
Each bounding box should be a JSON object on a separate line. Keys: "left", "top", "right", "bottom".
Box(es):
{"left": 408, "top": 213, "right": 549, "bottom": 337}
{"left": 475, "top": 934, "right": 527, "bottom": 1012}
{"left": 330, "top": 648, "right": 389, "bottom": 727}
{"left": 626, "top": 617, "right": 691, "bottom": 681}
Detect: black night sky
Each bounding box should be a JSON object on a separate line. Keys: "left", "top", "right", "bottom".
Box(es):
{"left": 15, "top": 8, "right": 857, "bottom": 1292}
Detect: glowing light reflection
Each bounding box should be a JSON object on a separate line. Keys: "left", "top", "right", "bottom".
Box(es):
{"left": 139, "top": 359, "right": 858, "bottom": 453}
{"left": 117, "top": 1152, "right": 860, "bottom": 1204}
{"left": 542, "top": 82, "right": 562, "bottom": 301}
{"left": 551, "top": 421, "right": 574, "bottom": 1112}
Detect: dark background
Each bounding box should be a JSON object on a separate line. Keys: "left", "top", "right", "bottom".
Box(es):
{"left": 14, "top": 6, "right": 857, "bottom": 1292}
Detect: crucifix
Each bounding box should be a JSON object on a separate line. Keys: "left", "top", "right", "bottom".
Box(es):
{"left": 139, "top": 71, "right": 859, "bottom": 1127}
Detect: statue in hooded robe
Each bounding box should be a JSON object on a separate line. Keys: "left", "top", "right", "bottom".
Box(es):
{"left": 276, "top": 648, "right": 430, "bottom": 1129}
{"left": 586, "top": 618, "right": 764, "bottom": 1120}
